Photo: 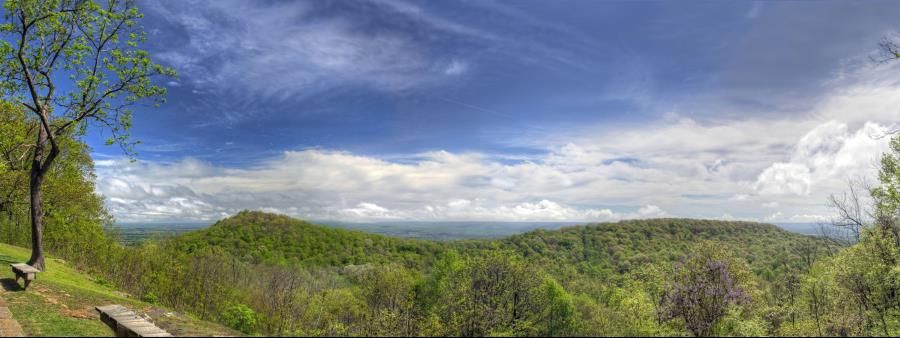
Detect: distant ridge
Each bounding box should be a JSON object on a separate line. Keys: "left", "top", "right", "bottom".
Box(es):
{"left": 115, "top": 217, "right": 824, "bottom": 245}
{"left": 169, "top": 211, "right": 836, "bottom": 276}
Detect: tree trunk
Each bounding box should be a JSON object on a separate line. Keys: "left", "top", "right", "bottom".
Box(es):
{"left": 26, "top": 123, "right": 55, "bottom": 272}
{"left": 27, "top": 144, "right": 46, "bottom": 271}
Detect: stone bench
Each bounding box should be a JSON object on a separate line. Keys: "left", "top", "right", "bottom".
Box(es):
{"left": 10, "top": 263, "right": 39, "bottom": 290}
{"left": 96, "top": 305, "right": 173, "bottom": 337}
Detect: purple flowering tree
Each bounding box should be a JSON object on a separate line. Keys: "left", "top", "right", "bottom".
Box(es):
{"left": 658, "top": 243, "right": 750, "bottom": 337}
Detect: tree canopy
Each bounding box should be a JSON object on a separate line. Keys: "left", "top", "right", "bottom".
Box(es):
{"left": 0, "top": 0, "right": 173, "bottom": 269}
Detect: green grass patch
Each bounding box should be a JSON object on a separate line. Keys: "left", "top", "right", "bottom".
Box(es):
{"left": 0, "top": 243, "right": 238, "bottom": 337}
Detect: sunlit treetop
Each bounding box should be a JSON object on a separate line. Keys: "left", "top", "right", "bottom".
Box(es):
{"left": 0, "top": 0, "right": 175, "bottom": 155}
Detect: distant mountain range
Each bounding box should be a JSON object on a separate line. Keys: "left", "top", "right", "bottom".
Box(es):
{"left": 114, "top": 219, "right": 836, "bottom": 244}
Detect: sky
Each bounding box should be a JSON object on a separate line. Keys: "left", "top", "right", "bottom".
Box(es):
{"left": 87, "top": 0, "right": 900, "bottom": 223}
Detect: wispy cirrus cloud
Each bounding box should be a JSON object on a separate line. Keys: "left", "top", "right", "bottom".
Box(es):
{"left": 143, "top": 0, "right": 486, "bottom": 103}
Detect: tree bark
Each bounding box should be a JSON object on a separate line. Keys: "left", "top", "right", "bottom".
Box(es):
{"left": 26, "top": 123, "right": 56, "bottom": 271}
{"left": 27, "top": 137, "right": 45, "bottom": 271}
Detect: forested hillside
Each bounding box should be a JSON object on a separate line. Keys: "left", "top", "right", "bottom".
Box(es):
{"left": 171, "top": 211, "right": 834, "bottom": 281}
{"left": 500, "top": 219, "right": 832, "bottom": 280}
{"left": 175, "top": 211, "right": 831, "bottom": 275}
{"left": 173, "top": 211, "right": 444, "bottom": 267}
{"left": 113, "top": 211, "right": 843, "bottom": 336}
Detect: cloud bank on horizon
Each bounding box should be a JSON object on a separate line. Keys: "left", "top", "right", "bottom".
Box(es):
{"left": 92, "top": 0, "right": 900, "bottom": 223}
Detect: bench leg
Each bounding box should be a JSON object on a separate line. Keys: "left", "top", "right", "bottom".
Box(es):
{"left": 23, "top": 279, "right": 30, "bottom": 290}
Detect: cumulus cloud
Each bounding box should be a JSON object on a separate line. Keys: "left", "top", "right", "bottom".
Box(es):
{"left": 96, "top": 118, "right": 895, "bottom": 223}
{"left": 95, "top": 121, "right": 895, "bottom": 223}
{"left": 96, "top": 148, "right": 679, "bottom": 222}
{"left": 341, "top": 203, "right": 399, "bottom": 220}
{"left": 754, "top": 121, "right": 891, "bottom": 197}
{"left": 754, "top": 163, "right": 812, "bottom": 196}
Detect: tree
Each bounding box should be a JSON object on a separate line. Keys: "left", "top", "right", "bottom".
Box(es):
{"left": 0, "top": 0, "right": 174, "bottom": 270}
{"left": 424, "top": 251, "right": 547, "bottom": 336}
{"left": 0, "top": 98, "right": 111, "bottom": 262}
{"left": 797, "top": 133, "right": 900, "bottom": 336}
{"left": 828, "top": 178, "right": 872, "bottom": 243}
{"left": 539, "top": 277, "right": 576, "bottom": 336}
{"left": 872, "top": 136, "right": 900, "bottom": 246}
{"left": 658, "top": 242, "right": 754, "bottom": 337}
{"left": 353, "top": 264, "right": 420, "bottom": 336}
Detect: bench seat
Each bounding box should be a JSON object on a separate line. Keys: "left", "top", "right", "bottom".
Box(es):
{"left": 10, "top": 263, "right": 39, "bottom": 290}
{"left": 96, "top": 305, "right": 173, "bottom": 337}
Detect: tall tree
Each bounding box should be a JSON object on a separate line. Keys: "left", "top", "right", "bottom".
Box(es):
{"left": 0, "top": 0, "right": 174, "bottom": 270}
{"left": 872, "top": 136, "right": 900, "bottom": 245}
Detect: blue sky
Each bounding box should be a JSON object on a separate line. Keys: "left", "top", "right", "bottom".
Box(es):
{"left": 87, "top": 0, "right": 900, "bottom": 222}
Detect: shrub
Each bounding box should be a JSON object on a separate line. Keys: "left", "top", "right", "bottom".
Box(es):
{"left": 221, "top": 303, "right": 258, "bottom": 334}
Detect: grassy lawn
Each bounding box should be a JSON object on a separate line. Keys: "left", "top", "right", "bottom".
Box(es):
{"left": 0, "top": 243, "right": 238, "bottom": 337}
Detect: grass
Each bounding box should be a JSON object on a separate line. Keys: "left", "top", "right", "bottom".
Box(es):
{"left": 0, "top": 243, "right": 239, "bottom": 337}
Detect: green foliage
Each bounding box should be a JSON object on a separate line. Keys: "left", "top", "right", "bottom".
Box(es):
{"left": 0, "top": 243, "right": 237, "bottom": 336}
{"left": 76, "top": 212, "right": 841, "bottom": 337}
{"left": 141, "top": 291, "right": 159, "bottom": 304}
{"left": 873, "top": 135, "right": 900, "bottom": 220}
{"left": 221, "top": 304, "right": 258, "bottom": 334}
{"left": 793, "top": 227, "right": 899, "bottom": 336}
{"left": 0, "top": 0, "right": 175, "bottom": 154}
{"left": 174, "top": 211, "right": 445, "bottom": 268}
{"left": 539, "top": 278, "right": 576, "bottom": 336}
{"left": 0, "top": 103, "right": 114, "bottom": 263}
{"left": 500, "top": 218, "right": 836, "bottom": 282}
{"left": 427, "top": 250, "right": 548, "bottom": 336}
{"left": 1, "top": 0, "right": 174, "bottom": 271}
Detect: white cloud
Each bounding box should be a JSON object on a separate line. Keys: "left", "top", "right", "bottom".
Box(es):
{"left": 754, "top": 163, "right": 812, "bottom": 196}
{"left": 95, "top": 149, "right": 680, "bottom": 222}
{"left": 729, "top": 194, "right": 750, "bottom": 201}
{"left": 753, "top": 121, "right": 890, "bottom": 198}
{"left": 146, "top": 0, "right": 479, "bottom": 102}
{"left": 637, "top": 205, "right": 667, "bottom": 217}
{"left": 95, "top": 57, "right": 900, "bottom": 223}
{"left": 442, "top": 59, "right": 468, "bottom": 76}
{"left": 94, "top": 119, "right": 894, "bottom": 223}
{"left": 764, "top": 212, "right": 783, "bottom": 222}
{"left": 341, "top": 203, "right": 399, "bottom": 220}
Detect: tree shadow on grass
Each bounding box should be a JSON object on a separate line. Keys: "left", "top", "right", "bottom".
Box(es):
{"left": 0, "top": 278, "right": 23, "bottom": 292}
{"left": 0, "top": 255, "right": 24, "bottom": 291}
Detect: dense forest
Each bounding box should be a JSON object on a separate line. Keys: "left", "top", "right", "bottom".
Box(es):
{"left": 1, "top": 97, "right": 898, "bottom": 335}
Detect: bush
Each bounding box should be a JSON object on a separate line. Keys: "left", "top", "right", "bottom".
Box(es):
{"left": 141, "top": 292, "right": 159, "bottom": 304}
{"left": 221, "top": 303, "right": 258, "bottom": 334}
